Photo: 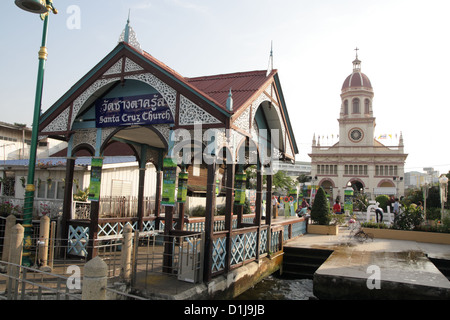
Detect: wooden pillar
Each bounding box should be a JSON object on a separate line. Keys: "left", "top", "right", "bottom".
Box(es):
{"left": 224, "top": 162, "right": 235, "bottom": 272}
{"left": 254, "top": 164, "right": 263, "bottom": 260}
{"left": 137, "top": 168, "right": 146, "bottom": 231}
{"left": 236, "top": 164, "right": 244, "bottom": 228}
{"left": 87, "top": 200, "right": 99, "bottom": 260}
{"left": 265, "top": 173, "right": 273, "bottom": 254}
{"left": 203, "top": 161, "right": 216, "bottom": 282}
{"left": 137, "top": 145, "right": 147, "bottom": 231}
{"left": 177, "top": 203, "right": 185, "bottom": 231}
{"left": 162, "top": 205, "right": 174, "bottom": 273}
{"left": 176, "top": 166, "right": 187, "bottom": 231}
{"left": 61, "top": 157, "right": 75, "bottom": 257}
{"left": 155, "top": 170, "right": 162, "bottom": 217}
{"left": 154, "top": 151, "right": 163, "bottom": 218}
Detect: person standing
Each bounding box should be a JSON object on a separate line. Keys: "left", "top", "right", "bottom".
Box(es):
{"left": 393, "top": 198, "right": 400, "bottom": 216}
{"left": 375, "top": 207, "right": 384, "bottom": 223}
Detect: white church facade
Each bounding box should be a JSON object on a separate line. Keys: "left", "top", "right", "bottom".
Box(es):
{"left": 309, "top": 53, "right": 407, "bottom": 201}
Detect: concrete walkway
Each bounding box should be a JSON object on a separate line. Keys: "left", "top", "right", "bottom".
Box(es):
{"left": 284, "top": 227, "right": 450, "bottom": 299}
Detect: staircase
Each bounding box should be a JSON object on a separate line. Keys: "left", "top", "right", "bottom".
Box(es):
{"left": 281, "top": 247, "right": 333, "bottom": 279}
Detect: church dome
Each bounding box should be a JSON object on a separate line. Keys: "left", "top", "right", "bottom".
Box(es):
{"left": 341, "top": 71, "right": 372, "bottom": 90}
{"left": 341, "top": 54, "right": 372, "bottom": 91}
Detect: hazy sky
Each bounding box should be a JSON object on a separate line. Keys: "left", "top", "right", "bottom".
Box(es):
{"left": 2, "top": 0, "right": 450, "bottom": 174}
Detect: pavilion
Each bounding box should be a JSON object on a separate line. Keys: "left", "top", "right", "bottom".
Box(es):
{"left": 38, "top": 19, "right": 299, "bottom": 282}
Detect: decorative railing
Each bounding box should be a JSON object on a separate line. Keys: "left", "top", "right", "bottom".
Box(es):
{"left": 210, "top": 218, "right": 307, "bottom": 277}
{"left": 65, "top": 212, "right": 307, "bottom": 280}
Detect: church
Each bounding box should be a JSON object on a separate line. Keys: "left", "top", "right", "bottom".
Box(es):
{"left": 309, "top": 52, "right": 407, "bottom": 202}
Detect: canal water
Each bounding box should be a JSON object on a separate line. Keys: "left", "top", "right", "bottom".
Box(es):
{"left": 235, "top": 275, "right": 317, "bottom": 300}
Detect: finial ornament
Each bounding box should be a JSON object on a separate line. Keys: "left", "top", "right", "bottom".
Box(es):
{"left": 352, "top": 47, "right": 361, "bottom": 72}
{"left": 119, "top": 10, "right": 142, "bottom": 53}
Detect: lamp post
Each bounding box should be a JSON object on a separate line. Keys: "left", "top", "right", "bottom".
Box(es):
{"left": 15, "top": 0, "right": 57, "bottom": 266}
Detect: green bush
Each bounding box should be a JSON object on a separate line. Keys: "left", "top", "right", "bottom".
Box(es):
{"left": 310, "top": 187, "right": 331, "bottom": 225}
{"left": 375, "top": 195, "right": 390, "bottom": 211}
{"left": 188, "top": 205, "right": 206, "bottom": 217}
{"left": 392, "top": 203, "right": 424, "bottom": 231}
{"left": 426, "top": 207, "right": 441, "bottom": 221}
{"left": 361, "top": 221, "right": 389, "bottom": 229}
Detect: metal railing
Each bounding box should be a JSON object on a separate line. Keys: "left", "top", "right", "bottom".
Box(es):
{"left": 0, "top": 260, "right": 81, "bottom": 300}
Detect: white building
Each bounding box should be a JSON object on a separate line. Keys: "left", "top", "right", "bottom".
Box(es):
{"left": 309, "top": 53, "right": 408, "bottom": 201}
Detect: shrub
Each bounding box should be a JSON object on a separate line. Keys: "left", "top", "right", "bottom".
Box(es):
{"left": 188, "top": 205, "right": 206, "bottom": 217}
{"left": 361, "top": 221, "right": 389, "bottom": 229}
{"left": 310, "top": 187, "right": 331, "bottom": 225}
{"left": 392, "top": 203, "right": 424, "bottom": 231}
{"left": 375, "top": 195, "right": 390, "bottom": 211}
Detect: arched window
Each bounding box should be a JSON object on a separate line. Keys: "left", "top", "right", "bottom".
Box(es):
{"left": 352, "top": 98, "right": 360, "bottom": 114}
{"left": 344, "top": 100, "right": 348, "bottom": 115}
{"left": 365, "top": 99, "right": 370, "bottom": 114}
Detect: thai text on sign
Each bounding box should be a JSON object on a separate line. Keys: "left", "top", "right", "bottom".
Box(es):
{"left": 95, "top": 93, "right": 174, "bottom": 127}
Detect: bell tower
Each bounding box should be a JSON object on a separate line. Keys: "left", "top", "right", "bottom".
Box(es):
{"left": 339, "top": 50, "right": 375, "bottom": 147}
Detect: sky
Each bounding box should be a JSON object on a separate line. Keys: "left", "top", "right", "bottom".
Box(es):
{"left": 1, "top": 0, "right": 450, "bottom": 175}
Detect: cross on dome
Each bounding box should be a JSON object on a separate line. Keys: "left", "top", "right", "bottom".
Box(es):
{"left": 352, "top": 47, "right": 361, "bottom": 73}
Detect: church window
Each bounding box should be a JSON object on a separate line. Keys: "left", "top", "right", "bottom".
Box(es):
{"left": 344, "top": 100, "right": 349, "bottom": 115}
{"left": 365, "top": 99, "right": 370, "bottom": 114}
{"left": 352, "top": 98, "right": 360, "bottom": 113}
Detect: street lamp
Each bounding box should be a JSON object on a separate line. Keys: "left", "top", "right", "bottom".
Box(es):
{"left": 15, "top": 0, "right": 57, "bottom": 266}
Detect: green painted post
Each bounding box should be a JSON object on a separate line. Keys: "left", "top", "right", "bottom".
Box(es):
{"left": 18, "top": 0, "right": 57, "bottom": 266}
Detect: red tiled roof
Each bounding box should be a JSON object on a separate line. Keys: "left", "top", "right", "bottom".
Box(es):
{"left": 126, "top": 43, "right": 275, "bottom": 113}
{"left": 186, "top": 70, "right": 275, "bottom": 112}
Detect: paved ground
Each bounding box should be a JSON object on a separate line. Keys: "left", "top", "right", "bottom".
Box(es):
{"left": 285, "top": 227, "right": 450, "bottom": 299}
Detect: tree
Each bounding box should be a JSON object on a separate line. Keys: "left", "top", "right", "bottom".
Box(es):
{"left": 310, "top": 187, "right": 331, "bottom": 225}
{"left": 273, "top": 170, "right": 294, "bottom": 192}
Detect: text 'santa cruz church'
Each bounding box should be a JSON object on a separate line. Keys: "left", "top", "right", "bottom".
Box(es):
{"left": 309, "top": 52, "right": 407, "bottom": 201}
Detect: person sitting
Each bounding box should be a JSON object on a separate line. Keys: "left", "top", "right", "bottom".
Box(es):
{"left": 332, "top": 200, "right": 341, "bottom": 214}
{"left": 296, "top": 206, "right": 311, "bottom": 218}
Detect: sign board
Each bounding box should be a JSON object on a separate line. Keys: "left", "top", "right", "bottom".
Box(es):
{"left": 95, "top": 93, "right": 174, "bottom": 128}
{"left": 88, "top": 158, "right": 103, "bottom": 201}
{"left": 161, "top": 157, "right": 177, "bottom": 206}
{"left": 234, "top": 173, "right": 246, "bottom": 205}
{"left": 344, "top": 188, "right": 354, "bottom": 214}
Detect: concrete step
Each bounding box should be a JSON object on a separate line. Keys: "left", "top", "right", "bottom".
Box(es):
{"left": 282, "top": 247, "right": 333, "bottom": 280}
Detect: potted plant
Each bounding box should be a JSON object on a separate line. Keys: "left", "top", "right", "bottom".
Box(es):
{"left": 308, "top": 187, "right": 339, "bottom": 235}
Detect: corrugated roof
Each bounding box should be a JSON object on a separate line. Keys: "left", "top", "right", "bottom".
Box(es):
{"left": 186, "top": 70, "right": 274, "bottom": 112}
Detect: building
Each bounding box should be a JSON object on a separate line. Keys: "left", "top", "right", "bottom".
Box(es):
{"left": 405, "top": 167, "right": 440, "bottom": 189}
{"left": 30, "top": 17, "right": 299, "bottom": 284}
{"left": 309, "top": 52, "right": 408, "bottom": 201}
{"left": 276, "top": 161, "right": 311, "bottom": 178}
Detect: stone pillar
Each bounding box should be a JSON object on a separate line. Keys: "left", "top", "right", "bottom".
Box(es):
{"left": 82, "top": 256, "right": 108, "bottom": 300}
{"left": 1, "top": 215, "right": 16, "bottom": 262}
{"left": 7, "top": 224, "right": 24, "bottom": 292}
{"left": 38, "top": 215, "right": 51, "bottom": 271}
{"left": 120, "top": 225, "right": 133, "bottom": 281}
